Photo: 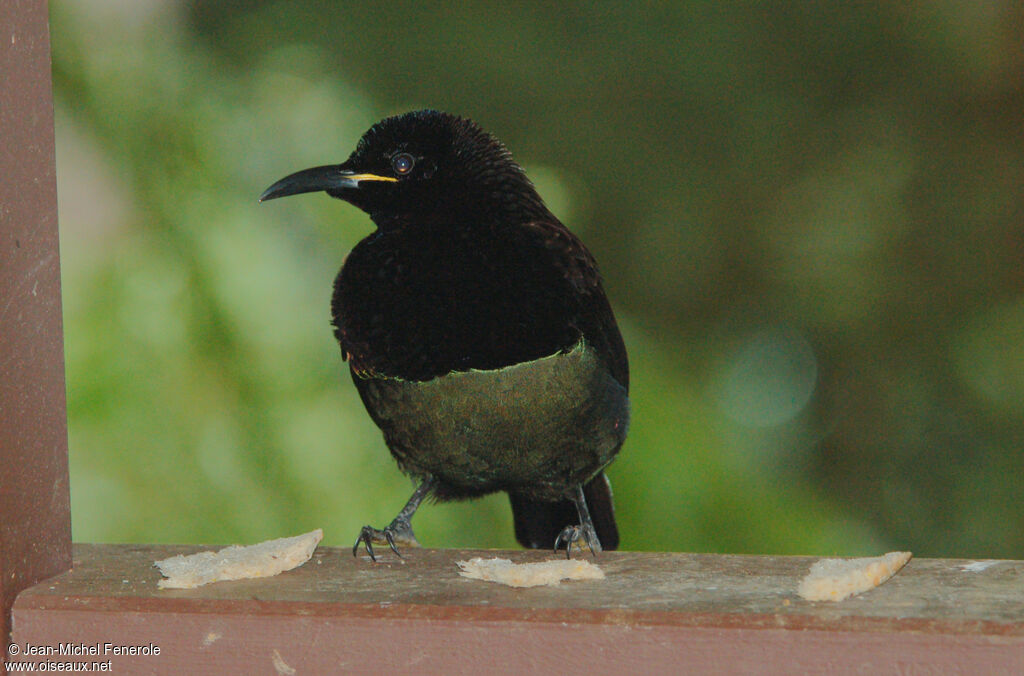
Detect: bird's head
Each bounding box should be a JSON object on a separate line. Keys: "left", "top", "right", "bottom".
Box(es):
{"left": 260, "top": 110, "right": 549, "bottom": 229}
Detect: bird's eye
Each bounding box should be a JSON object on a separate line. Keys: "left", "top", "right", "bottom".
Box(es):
{"left": 391, "top": 153, "right": 415, "bottom": 176}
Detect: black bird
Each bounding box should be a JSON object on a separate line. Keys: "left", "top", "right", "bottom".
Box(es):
{"left": 260, "top": 110, "right": 629, "bottom": 559}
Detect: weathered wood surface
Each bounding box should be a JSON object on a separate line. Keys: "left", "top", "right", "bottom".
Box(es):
{"left": 11, "top": 544, "right": 1023, "bottom": 674}
{"left": 0, "top": 0, "right": 73, "bottom": 655}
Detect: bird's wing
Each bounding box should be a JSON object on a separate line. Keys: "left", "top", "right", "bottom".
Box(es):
{"left": 520, "top": 220, "right": 629, "bottom": 390}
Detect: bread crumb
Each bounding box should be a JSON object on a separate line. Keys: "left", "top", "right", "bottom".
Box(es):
{"left": 797, "top": 551, "right": 912, "bottom": 602}
{"left": 155, "top": 529, "right": 323, "bottom": 589}
{"left": 457, "top": 557, "right": 604, "bottom": 588}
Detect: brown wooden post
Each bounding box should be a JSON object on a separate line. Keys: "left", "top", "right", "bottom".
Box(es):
{"left": 0, "top": 0, "right": 73, "bottom": 658}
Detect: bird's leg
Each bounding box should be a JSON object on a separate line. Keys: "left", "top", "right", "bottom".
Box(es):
{"left": 353, "top": 476, "right": 436, "bottom": 562}
{"left": 553, "top": 484, "right": 602, "bottom": 559}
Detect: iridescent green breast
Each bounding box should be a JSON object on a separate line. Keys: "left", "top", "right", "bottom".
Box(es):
{"left": 354, "top": 338, "right": 629, "bottom": 501}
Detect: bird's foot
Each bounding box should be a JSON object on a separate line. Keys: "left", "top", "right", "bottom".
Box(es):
{"left": 554, "top": 522, "right": 602, "bottom": 559}
{"left": 352, "top": 516, "right": 420, "bottom": 562}
{"left": 353, "top": 477, "right": 435, "bottom": 563}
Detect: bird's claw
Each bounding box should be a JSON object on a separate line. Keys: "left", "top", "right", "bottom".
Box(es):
{"left": 554, "top": 523, "right": 600, "bottom": 559}
{"left": 352, "top": 526, "right": 401, "bottom": 562}
{"left": 352, "top": 517, "right": 419, "bottom": 562}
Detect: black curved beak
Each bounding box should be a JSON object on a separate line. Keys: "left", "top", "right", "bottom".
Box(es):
{"left": 259, "top": 164, "right": 397, "bottom": 203}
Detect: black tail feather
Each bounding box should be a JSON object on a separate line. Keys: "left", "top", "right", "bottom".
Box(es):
{"left": 509, "top": 472, "right": 619, "bottom": 550}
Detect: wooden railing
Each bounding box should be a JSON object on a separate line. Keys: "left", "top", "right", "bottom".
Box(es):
{"left": 5, "top": 545, "right": 1023, "bottom": 673}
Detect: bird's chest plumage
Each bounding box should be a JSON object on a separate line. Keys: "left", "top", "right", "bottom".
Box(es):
{"left": 332, "top": 225, "right": 581, "bottom": 381}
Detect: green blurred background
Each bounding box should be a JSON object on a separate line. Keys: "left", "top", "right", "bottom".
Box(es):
{"left": 52, "top": 1, "right": 1023, "bottom": 557}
